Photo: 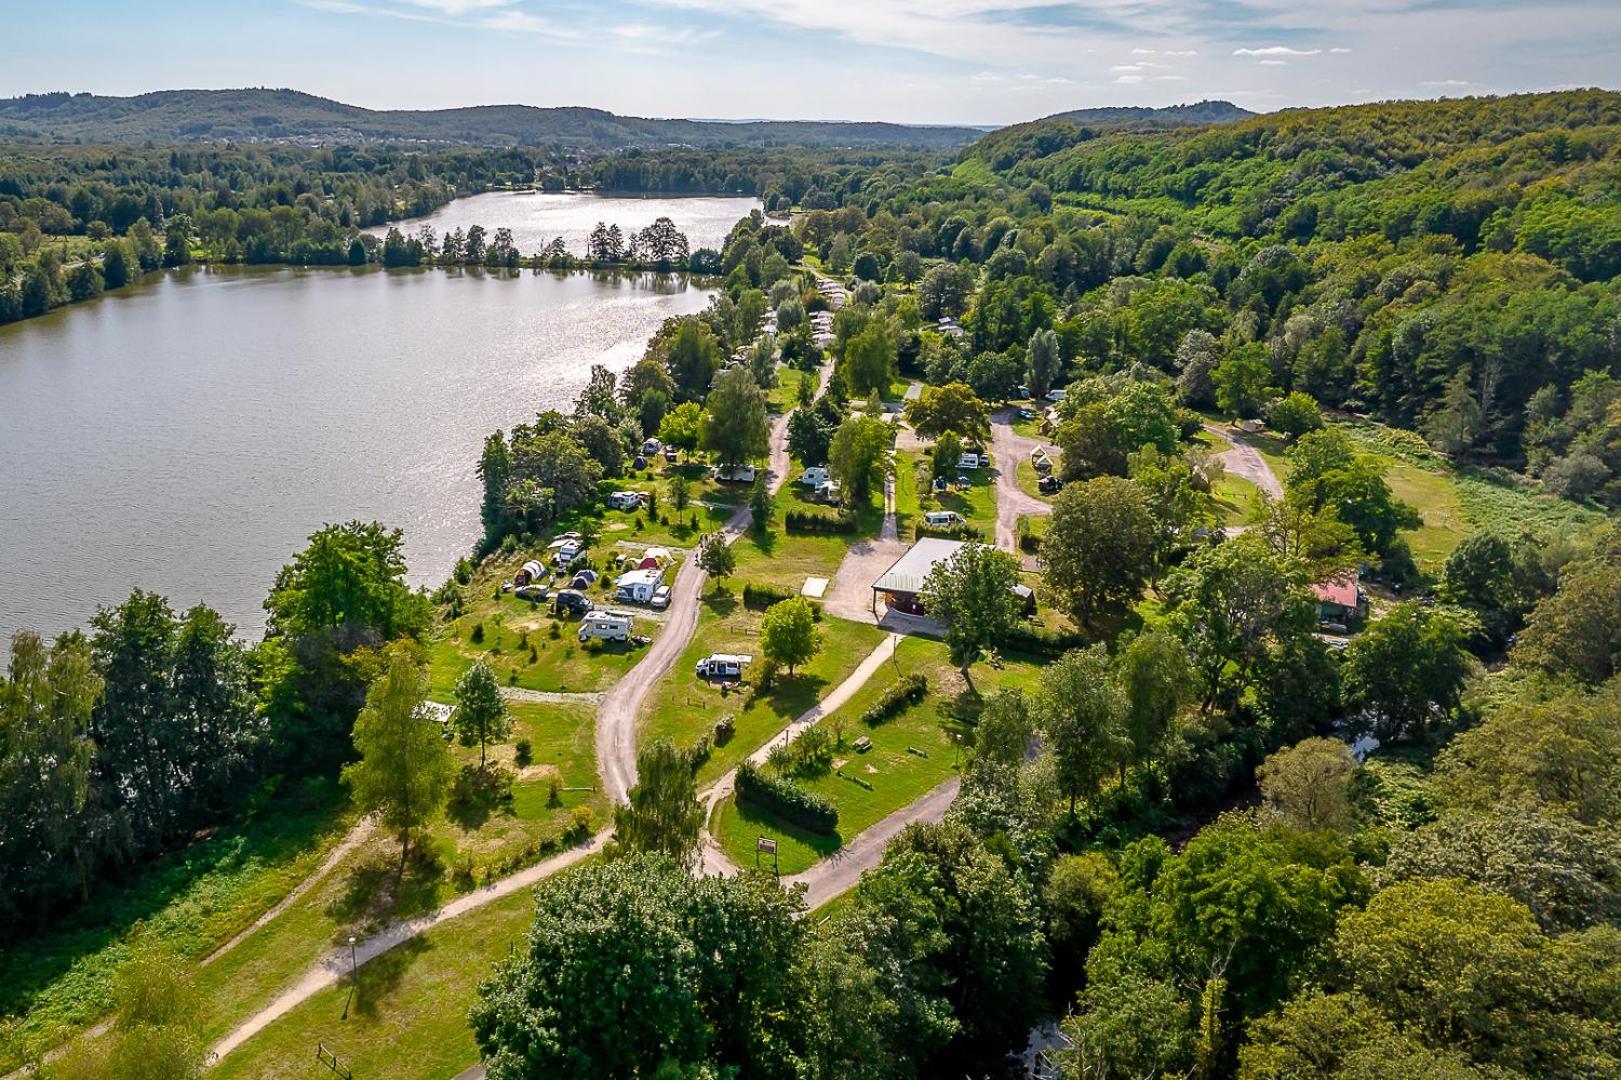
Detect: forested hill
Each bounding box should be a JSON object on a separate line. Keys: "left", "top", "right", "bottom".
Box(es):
{"left": 1041, "top": 99, "right": 1254, "bottom": 129}
{"left": 0, "top": 88, "right": 982, "bottom": 150}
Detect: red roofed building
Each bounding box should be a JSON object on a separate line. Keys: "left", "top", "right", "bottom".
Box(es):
{"left": 1312, "top": 573, "right": 1368, "bottom": 625}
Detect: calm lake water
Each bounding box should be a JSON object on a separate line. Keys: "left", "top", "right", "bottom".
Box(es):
{"left": 373, "top": 191, "right": 757, "bottom": 256}
{"left": 0, "top": 261, "right": 726, "bottom": 644}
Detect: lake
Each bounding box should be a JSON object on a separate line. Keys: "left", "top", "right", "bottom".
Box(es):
{"left": 371, "top": 190, "right": 757, "bottom": 257}
{"left": 0, "top": 251, "right": 740, "bottom": 644}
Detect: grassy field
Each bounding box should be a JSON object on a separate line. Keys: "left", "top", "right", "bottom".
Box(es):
{"left": 1015, "top": 459, "right": 1051, "bottom": 502}
{"left": 711, "top": 638, "right": 1047, "bottom": 875}
{"left": 766, "top": 365, "right": 811, "bottom": 413}
{"left": 1211, "top": 469, "right": 1264, "bottom": 527}
{"left": 0, "top": 784, "right": 355, "bottom": 1074}
{"left": 914, "top": 460, "right": 996, "bottom": 538}
{"left": 729, "top": 469, "right": 886, "bottom": 593}
{"left": 638, "top": 597, "right": 888, "bottom": 787}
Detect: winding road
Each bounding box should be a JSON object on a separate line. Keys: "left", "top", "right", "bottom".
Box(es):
{"left": 989, "top": 408, "right": 1054, "bottom": 557}
{"left": 1203, "top": 422, "right": 1283, "bottom": 499}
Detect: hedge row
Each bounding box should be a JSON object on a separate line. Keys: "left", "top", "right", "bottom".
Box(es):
{"left": 736, "top": 761, "right": 839, "bottom": 834}
{"left": 786, "top": 508, "right": 860, "bottom": 534}
{"left": 1005, "top": 622, "right": 1087, "bottom": 657}
{"left": 862, "top": 673, "right": 928, "bottom": 726}
{"left": 915, "top": 522, "right": 985, "bottom": 542}
{"left": 742, "top": 584, "right": 824, "bottom": 618}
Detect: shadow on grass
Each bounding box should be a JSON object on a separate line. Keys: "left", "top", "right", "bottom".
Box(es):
{"left": 730, "top": 798, "right": 844, "bottom": 862}
{"left": 445, "top": 766, "right": 514, "bottom": 831}
{"left": 759, "top": 672, "right": 831, "bottom": 721}
{"left": 350, "top": 935, "right": 432, "bottom": 1020}
{"left": 702, "top": 591, "right": 739, "bottom": 619}
{"left": 326, "top": 846, "right": 445, "bottom": 928}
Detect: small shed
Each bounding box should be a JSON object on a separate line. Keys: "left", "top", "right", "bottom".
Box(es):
{"left": 1312, "top": 574, "right": 1368, "bottom": 625}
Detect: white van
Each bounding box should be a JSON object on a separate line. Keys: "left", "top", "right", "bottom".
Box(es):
{"left": 606, "top": 491, "right": 648, "bottom": 511}
{"left": 924, "top": 510, "right": 965, "bottom": 528}
{"left": 956, "top": 452, "right": 983, "bottom": 469}
{"left": 696, "top": 653, "right": 752, "bottom": 679}
{"left": 614, "top": 568, "right": 663, "bottom": 604}
{"left": 712, "top": 464, "right": 757, "bottom": 484}
{"left": 799, "top": 466, "right": 830, "bottom": 487}
{"left": 578, "top": 610, "right": 634, "bottom": 643}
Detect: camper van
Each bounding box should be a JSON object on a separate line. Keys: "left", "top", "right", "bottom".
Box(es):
{"left": 695, "top": 653, "right": 752, "bottom": 680}
{"left": 924, "top": 510, "right": 965, "bottom": 529}
{"left": 606, "top": 491, "right": 649, "bottom": 512}
{"left": 712, "top": 464, "right": 757, "bottom": 484}
{"left": 799, "top": 466, "right": 830, "bottom": 488}
{"left": 578, "top": 610, "right": 634, "bottom": 643}
{"left": 956, "top": 451, "right": 984, "bottom": 469}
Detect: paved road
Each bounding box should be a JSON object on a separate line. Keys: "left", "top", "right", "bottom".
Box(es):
{"left": 989, "top": 408, "right": 1053, "bottom": 557}
{"left": 1203, "top": 423, "right": 1283, "bottom": 499}
{"left": 786, "top": 777, "right": 961, "bottom": 910}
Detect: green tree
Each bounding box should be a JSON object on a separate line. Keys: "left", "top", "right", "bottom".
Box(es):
{"left": 749, "top": 475, "right": 775, "bottom": 531}
{"left": 1341, "top": 604, "right": 1470, "bottom": 742}
{"left": 1256, "top": 737, "right": 1357, "bottom": 831}
{"left": 450, "top": 660, "right": 511, "bottom": 771}
{"left": 341, "top": 646, "right": 452, "bottom": 870}
{"left": 1025, "top": 328, "right": 1062, "bottom": 402}
{"left": 1424, "top": 368, "right": 1484, "bottom": 457}
{"left": 666, "top": 318, "right": 722, "bottom": 403}
{"left": 828, "top": 414, "right": 891, "bottom": 506}
{"left": 1266, "top": 391, "right": 1324, "bottom": 439}
{"left": 1034, "top": 645, "right": 1129, "bottom": 814}
{"left": 610, "top": 739, "right": 701, "bottom": 867}
{"left": 700, "top": 367, "right": 770, "bottom": 467}
{"left": 760, "top": 597, "right": 822, "bottom": 676}
{"left": 1116, "top": 630, "right": 1191, "bottom": 767}
{"left": 696, "top": 533, "right": 735, "bottom": 587}
{"left": 1175, "top": 329, "right": 1219, "bottom": 408}
{"left": 844, "top": 318, "right": 897, "bottom": 398}
{"left": 658, "top": 401, "right": 703, "bottom": 460}
{"left": 1039, "top": 477, "right": 1157, "bottom": 631}
{"left": 477, "top": 431, "right": 512, "bottom": 548}
{"left": 1213, "top": 345, "right": 1274, "bottom": 418}
{"left": 904, "top": 382, "right": 990, "bottom": 444}
{"left": 265, "top": 521, "right": 429, "bottom": 645}
{"left": 920, "top": 543, "right": 1024, "bottom": 691}
{"left": 1513, "top": 534, "right": 1621, "bottom": 683}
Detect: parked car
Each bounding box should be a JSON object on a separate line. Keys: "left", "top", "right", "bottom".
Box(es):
{"left": 1045, "top": 388, "right": 1067, "bottom": 403}
{"left": 1039, "top": 474, "right": 1064, "bottom": 495}
{"left": 696, "top": 653, "right": 752, "bottom": 679}
{"left": 924, "top": 510, "right": 966, "bottom": 528}
{"left": 650, "top": 584, "right": 672, "bottom": 610}
{"left": 814, "top": 480, "right": 842, "bottom": 505}
{"left": 1018, "top": 407, "right": 1036, "bottom": 421}
{"left": 553, "top": 589, "right": 592, "bottom": 617}
{"left": 515, "top": 583, "right": 549, "bottom": 602}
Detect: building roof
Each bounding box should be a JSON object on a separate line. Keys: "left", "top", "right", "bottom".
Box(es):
{"left": 616, "top": 568, "right": 663, "bottom": 588}
{"left": 873, "top": 538, "right": 971, "bottom": 596}
{"left": 1312, "top": 574, "right": 1360, "bottom": 608}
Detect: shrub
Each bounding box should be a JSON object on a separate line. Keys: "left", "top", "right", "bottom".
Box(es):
{"left": 565, "top": 806, "right": 593, "bottom": 844}
{"left": 743, "top": 583, "right": 824, "bottom": 618}
{"left": 714, "top": 715, "right": 736, "bottom": 746}
{"left": 862, "top": 673, "right": 928, "bottom": 725}
{"left": 785, "top": 508, "right": 859, "bottom": 534}
{"left": 915, "top": 521, "right": 985, "bottom": 542}
{"left": 735, "top": 761, "right": 838, "bottom": 833}
{"left": 470, "top": 622, "right": 485, "bottom": 644}
{"left": 1005, "top": 623, "right": 1086, "bottom": 657}
{"left": 514, "top": 738, "right": 533, "bottom": 767}
{"left": 1017, "top": 518, "right": 1042, "bottom": 554}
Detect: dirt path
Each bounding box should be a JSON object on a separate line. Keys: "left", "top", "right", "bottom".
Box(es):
{"left": 1203, "top": 423, "right": 1283, "bottom": 499}
{"left": 989, "top": 409, "right": 1053, "bottom": 556}
{"left": 822, "top": 472, "right": 905, "bottom": 624}
{"left": 786, "top": 777, "right": 961, "bottom": 910}
{"left": 209, "top": 834, "right": 608, "bottom": 1064}
{"left": 698, "top": 633, "right": 902, "bottom": 876}
{"left": 500, "top": 687, "right": 605, "bottom": 706}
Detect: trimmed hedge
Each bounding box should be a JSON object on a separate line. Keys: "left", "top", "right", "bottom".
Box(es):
{"left": 862, "top": 673, "right": 928, "bottom": 726}
{"left": 1005, "top": 622, "right": 1087, "bottom": 657}
{"left": 736, "top": 761, "right": 838, "bottom": 834}
{"left": 742, "top": 584, "right": 824, "bottom": 619}
{"left": 915, "top": 522, "right": 985, "bottom": 542}
{"left": 787, "top": 508, "right": 860, "bottom": 534}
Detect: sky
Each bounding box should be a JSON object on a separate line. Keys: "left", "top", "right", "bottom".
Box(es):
{"left": 4, "top": 0, "right": 1618, "bottom": 126}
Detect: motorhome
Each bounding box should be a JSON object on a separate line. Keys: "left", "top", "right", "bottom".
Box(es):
{"left": 614, "top": 568, "right": 664, "bottom": 604}
{"left": 924, "top": 510, "right": 965, "bottom": 528}
{"left": 578, "top": 610, "right": 634, "bottom": 643}
{"left": 606, "top": 491, "right": 649, "bottom": 511}
{"left": 956, "top": 452, "right": 984, "bottom": 469}
{"left": 799, "top": 466, "right": 830, "bottom": 487}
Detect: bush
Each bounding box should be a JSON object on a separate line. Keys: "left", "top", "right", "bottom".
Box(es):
{"left": 1017, "top": 518, "right": 1042, "bottom": 554}
{"left": 785, "top": 508, "right": 859, "bottom": 534}
{"left": 564, "top": 806, "right": 593, "bottom": 845}
{"left": 714, "top": 715, "right": 736, "bottom": 746}
{"left": 915, "top": 521, "right": 985, "bottom": 542}
{"left": 514, "top": 738, "right": 532, "bottom": 767}
{"left": 735, "top": 761, "right": 838, "bottom": 833}
{"left": 1004, "top": 622, "right": 1086, "bottom": 657}
{"left": 862, "top": 673, "right": 928, "bottom": 725}
{"left": 470, "top": 622, "right": 485, "bottom": 644}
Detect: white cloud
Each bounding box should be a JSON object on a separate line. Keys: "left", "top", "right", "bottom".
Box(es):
{"left": 1330, "top": 47, "right": 1352, "bottom": 54}
{"left": 1419, "top": 78, "right": 1474, "bottom": 87}
{"left": 398, "top": 0, "right": 513, "bottom": 12}
{"left": 1234, "top": 46, "right": 1322, "bottom": 57}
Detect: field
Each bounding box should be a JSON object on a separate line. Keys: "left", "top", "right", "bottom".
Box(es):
{"left": 712, "top": 638, "right": 1047, "bottom": 875}
{"left": 637, "top": 596, "right": 888, "bottom": 787}
{"left": 729, "top": 465, "right": 887, "bottom": 593}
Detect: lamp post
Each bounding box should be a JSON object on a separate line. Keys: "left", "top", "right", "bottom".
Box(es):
{"left": 341, "top": 935, "right": 358, "bottom": 1020}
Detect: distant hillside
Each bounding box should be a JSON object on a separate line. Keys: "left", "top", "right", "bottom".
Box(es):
{"left": 1041, "top": 100, "right": 1255, "bottom": 129}
{"left": 0, "top": 88, "right": 983, "bottom": 151}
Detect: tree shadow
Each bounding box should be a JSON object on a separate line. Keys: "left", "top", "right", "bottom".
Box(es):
{"left": 327, "top": 845, "right": 445, "bottom": 926}
{"left": 350, "top": 936, "right": 432, "bottom": 1019}
{"left": 703, "top": 591, "right": 739, "bottom": 619}
{"left": 446, "top": 765, "right": 514, "bottom": 830}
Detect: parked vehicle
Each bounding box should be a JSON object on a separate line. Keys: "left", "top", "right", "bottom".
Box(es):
{"left": 641, "top": 437, "right": 663, "bottom": 456}
{"left": 924, "top": 510, "right": 966, "bottom": 528}
{"left": 546, "top": 532, "right": 583, "bottom": 550}
{"left": 607, "top": 491, "right": 649, "bottom": 512}
{"left": 578, "top": 610, "right": 633, "bottom": 643}
{"left": 814, "top": 480, "right": 842, "bottom": 505}
{"left": 799, "top": 466, "right": 830, "bottom": 487}
{"left": 1018, "top": 407, "right": 1036, "bottom": 420}
{"left": 552, "top": 544, "right": 583, "bottom": 570}
{"left": 650, "top": 584, "right": 672, "bottom": 610}
{"left": 956, "top": 452, "right": 983, "bottom": 469}
{"left": 665, "top": 447, "right": 679, "bottom": 463}
{"left": 553, "top": 589, "right": 592, "bottom": 616}
{"left": 696, "top": 653, "right": 752, "bottom": 679}
{"left": 712, "top": 464, "right": 757, "bottom": 483}
{"left": 1045, "top": 388, "right": 1067, "bottom": 402}
{"left": 614, "top": 568, "right": 664, "bottom": 604}
{"left": 1039, "top": 474, "right": 1064, "bottom": 495}
{"left": 515, "top": 583, "right": 549, "bottom": 602}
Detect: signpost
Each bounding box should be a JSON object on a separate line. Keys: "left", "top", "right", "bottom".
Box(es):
{"left": 755, "top": 836, "right": 779, "bottom": 879}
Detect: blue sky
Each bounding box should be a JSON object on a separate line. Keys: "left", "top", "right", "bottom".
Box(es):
{"left": 4, "top": 0, "right": 1617, "bottom": 125}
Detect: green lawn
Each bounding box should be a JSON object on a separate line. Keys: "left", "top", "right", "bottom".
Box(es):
{"left": 1211, "top": 469, "right": 1264, "bottom": 527}
{"left": 0, "top": 785, "right": 354, "bottom": 1074}
{"left": 729, "top": 461, "right": 886, "bottom": 594}
{"left": 1015, "top": 459, "right": 1050, "bottom": 502}
{"left": 638, "top": 597, "right": 887, "bottom": 787}
{"left": 915, "top": 462, "right": 996, "bottom": 538}
{"left": 711, "top": 638, "right": 1047, "bottom": 875}
{"left": 766, "top": 365, "right": 810, "bottom": 413}
{"left": 894, "top": 450, "right": 922, "bottom": 536}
